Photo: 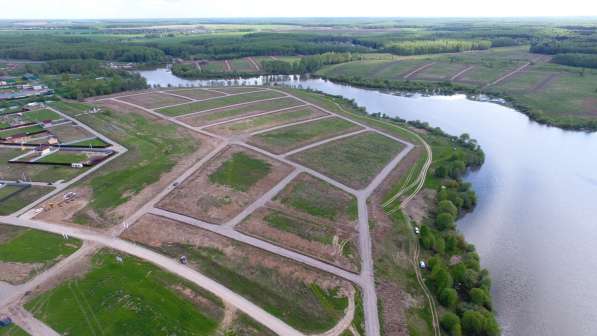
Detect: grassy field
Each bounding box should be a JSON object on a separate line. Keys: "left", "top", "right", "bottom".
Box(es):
{"left": 0, "top": 125, "right": 45, "bottom": 138}
{"left": 0, "top": 148, "right": 86, "bottom": 182}
{"left": 38, "top": 152, "right": 87, "bottom": 164}
{"left": 68, "top": 138, "right": 109, "bottom": 147}
{"left": 0, "top": 325, "right": 29, "bottom": 336}
{"left": 209, "top": 152, "right": 271, "bottom": 192}
{"left": 182, "top": 97, "right": 302, "bottom": 127}
{"left": 157, "top": 90, "right": 285, "bottom": 116}
{"left": 230, "top": 58, "right": 256, "bottom": 72}
{"left": 276, "top": 173, "right": 357, "bottom": 221}
{"left": 25, "top": 250, "right": 223, "bottom": 336}
{"left": 0, "top": 186, "right": 52, "bottom": 215}
{"left": 0, "top": 227, "right": 81, "bottom": 264}
{"left": 207, "top": 107, "right": 317, "bottom": 134}
{"left": 168, "top": 88, "right": 225, "bottom": 100}
{"left": 52, "top": 100, "right": 199, "bottom": 218}
{"left": 118, "top": 92, "right": 189, "bottom": 109}
{"left": 263, "top": 210, "right": 335, "bottom": 245}
{"left": 23, "top": 109, "right": 61, "bottom": 122}
{"left": 291, "top": 132, "right": 404, "bottom": 189}
{"left": 48, "top": 101, "right": 91, "bottom": 117}
{"left": 249, "top": 117, "right": 360, "bottom": 154}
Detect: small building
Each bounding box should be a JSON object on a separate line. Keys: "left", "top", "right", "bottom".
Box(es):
{"left": 71, "top": 163, "right": 84, "bottom": 168}
{"left": 48, "top": 137, "right": 59, "bottom": 145}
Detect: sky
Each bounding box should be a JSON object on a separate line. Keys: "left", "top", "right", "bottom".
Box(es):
{"left": 1, "top": 0, "right": 596, "bottom": 19}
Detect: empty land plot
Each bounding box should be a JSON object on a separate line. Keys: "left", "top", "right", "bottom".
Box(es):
{"left": 48, "top": 101, "right": 92, "bottom": 117}
{"left": 37, "top": 151, "right": 88, "bottom": 164}
{"left": 249, "top": 117, "right": 361, "bottom": 154}
{"left": 204, "top": 60, "right": 228, "bottom": 72}
{"left": 68, "top": 138, "right": 109, "bottom": 148}
{"left": 316, "top": 60, "right": 389, "bottom": 78}
{"left": 157, "top": 145, "right": 292, "bottom": 224}
{"left": 238, "top": 173, "right": 359, "bottom": 270}
{"left": 373, "top": 60, "right": 429, "bottom": 80}
{"left": 210, "top": 87, "right": 266, "bottom": 94}
{"left": 290, "top": 132, "right": 405, "bottom": 189}
{"left": 414, "top": 62, "right": 470, "bottom": 80}
{"left": 48, "top": 124, "right": 94, "bottom": 143}
{"left": 23, "top": 109, "right": 62, "bottom": 122}
{"left": 180, "top": 97, "right": 303, "bottom": 127}
{"left": 0, "top": 125, "right": 45, "bottom": 139}
{"left": 230, "top": 58, "right": 256, "bottom": 72}
{"left": 0, "top": 186, "right": 52, "bottom": 215}
{"left": 0, "top": 148, "right": 85, "bottom": 183}
{"left": 167, "top": 88, "right": 226, "bottom": 100}
{"left": 117, "top": 92, "right": 190, "bottom": 109}
{"left": 205, "top": 106, "right": 327, "bottom": 136}
{"left": 493, "top": 70, "right": 557, "bottom": 92}
{"left": 456, "top": 62, "right": 523, "bottom": 84}
{"left": 123, "top": 214, "right": 352, "bottom": 334}
{"left": 24, "top": 249, "right": 225, "bottom": 336}
{"left": 156, "top": 90, "right": 286, "bottom": 117}
{"left": 0, "top": 224, "right": 81, "bottom": 284}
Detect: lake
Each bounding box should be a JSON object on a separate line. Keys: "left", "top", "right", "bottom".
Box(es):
{"left": 139, "top": 69, "right": 597, "bottom": 336}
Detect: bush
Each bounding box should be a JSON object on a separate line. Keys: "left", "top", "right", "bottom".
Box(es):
{"left": 441, "top": 312, "right": 462, "bottom": 336}
{"left": 436, "top": 212, "right": 455, "bottom": 230}
{"left": 439, "top": 287, "right": 459, "bottom": 308}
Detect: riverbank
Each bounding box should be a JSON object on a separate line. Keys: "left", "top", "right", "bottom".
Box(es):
{"left": 314, "top": 75, "right": 597, "bottom": 132}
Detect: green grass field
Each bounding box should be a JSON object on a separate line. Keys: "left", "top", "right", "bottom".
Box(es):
{"left": 0, "top": 186, "right": 52, "bottom": 215}
{"left": 276, "top": 173, "right": 357, "bottom": 221}
{"left": 208, "top": 107, "right": 316, "bottom": 134}
{"left": 0, "top": 148, "right": 87, "bottom": 183}
{"left": 0, "top": 125, "right": 45, "bottom": 138}
{"left": 48, "top": 101, "right": 91, "bottom": 117}
{"left": 209, "top": 152, "right": 271, "bottom": 192}
{"left": 263, "top": 210, "right": 335, "bottom": 245}
{"left": 0, "top": 324, "right": 29, "bottom": 336}
{"left": 157, "top": 90, "right": 286, "bottom": 116}
{"left": 23, "top": 109, "right": 61, "bottom": 122}
{"left": 230, "top": 58, "right": 256, "bottom": 72}
{"left": 0, "top": 228, "right": 81, "bottom": 264}
{"left": 68, "top": 138, "right": 109, "bottom": 147}
{"left": 38, "top": 152, "right": 87, "bottom": 164}
{"left": 291, "top": 132, "right": 404, "bottom": 189}
{"left": 182, "top": 97, "right": 302, "bottom": 126}
{"left": 250, "top": 117, "right": 360, "bottom": 154}
{"left": 25, "top": 250, "right": 223, "bottom": 336}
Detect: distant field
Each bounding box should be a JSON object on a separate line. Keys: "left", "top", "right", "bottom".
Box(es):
{"left": 117, "top": 92, "right": 190, "bottom": 109}
{"left": 290, "top": 132, "right": 404, "bottom": 189}
{"left": 38, "top": 151, "right": 87, "bottom": 164}
{"left": 68, "top": 137, "right": 109, "bottom": 147}
{"left": 249, "top": 117, "right": 361, "bottom": 154}
{"left": 25, "top": 250, "right": 223, "bottom": 336}
{"left": 48, "top": 124, "right": 94, "bottom": 143}
{"left": 23, "top": 109, "right": 61, "bottom": 122}
{"left": 168, "top": 88, "right": 226, "bottom": 100}
{"left": 0, "top": 125, "right": 45, "bottom": 138}
{"left": 230, "top": 58, "right": 256, "bottom": 72}
{"left": 157, "top": 90, "right": 285, "bottom": 116}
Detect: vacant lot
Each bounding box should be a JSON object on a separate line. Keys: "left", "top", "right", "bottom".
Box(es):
{"left": 209, "top": 87, "right": 264, "bottom": 94}
{"left": 158, "top": 145, "right": 292, "bottom": 224}
{"left": 230, "top": 58, "right": 256, "bottom": 72}
{"left": 47, "top": 124, "right": 94, "bottom": 144}
{"left": 239, "top": 173, "right": 359, "bottom": 270}
{"left": 0, "top": 148, "right": 85, "bottom": 182}
{"left": 0, "top": 224, "right": 81, "bottom": 284}
{"left": 249, "top": 117, "right": 361, "bottom": 154}
{"left": 68, "top": 138, "right": 109, "bottom": 147}
{"left": 205, "top": 106, "right": 326, "bottom": 136}
{"left": 117, "top": 92, "right": 190, "bottom": 109}
{"left": 38, "top": 151, "right": 88, "bottom": 164}
{"left": 167, "top": 88, "right": 226, "bottom": 100}
{"left": 0, "top": 186, "right": 53, "bottom": 215}
{"left": 123, "top": 215, "right": 352, "bottom": 333}
{"left": 291, "top": 131, "right": 404, "bottom": 189}
{"left": 414, "top": 62, "right": 469, "bottom": 80}
{"left": 157, "top": 90, "right": 286, "bottom": 116}
{"left": 0, "top": 125, "right": 45, "bottom": 139}
{"left": 180, "top": 97, "right": 303, "bottom": 127}
{"left": 23, "top": 109, "right": 62, "bottom": 122}
{"left": 25, "top": 249, "right": 224, "bottom": 336}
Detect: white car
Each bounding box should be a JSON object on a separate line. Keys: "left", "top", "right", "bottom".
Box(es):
{"left": 414, "top": 227, "right": 420, "bottom": 235}
{"left": 419, "top": 261, "right": 426, "bottom": 269}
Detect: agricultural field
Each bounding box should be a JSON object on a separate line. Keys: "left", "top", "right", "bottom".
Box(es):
{"left": 157, "top": 145, "right": 292, "bottom": 224}
{"left": 205, "top": 105, "right": 327, "bottom": 136}
{"left": 249, "top": 117, "right": 362, "bottom": 154}
{"left": 0, "top": 224, "right": 81, "bottom": 284}
{"left": 117, "top": 92, "right": 190, "bottom": 109}
{"left": 180, "top": 96, "right": 303, "bottom": 127}
{"left": 156, "top": 89, "right": 285, "bottom": 116}
{"left": 23, "top": 249, "right": 229, "bottom": 336}
{"left": 290, "top": 131, "right": 405, "bottom": 189}
{"left": 123, "top": 214, "right": 352, "bottom": 334}
{"left": 238, "top": 173, "right": 360, "bottom": 270}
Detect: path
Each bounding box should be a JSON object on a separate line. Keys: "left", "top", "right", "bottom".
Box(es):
{"left": 485, "top": 62, "right": 531, "bottom": 88}
{"left": 403, "top": 62, "right": 436, "bottom": 80}
{"left": 224, "top": 60, "right": 232, "bottom": 72}
{"left": 450, "top": 65, "right": 474, "bottom": 81}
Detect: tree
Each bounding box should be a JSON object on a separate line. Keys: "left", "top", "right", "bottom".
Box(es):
{"left": 439, "top": 200, "right": 458, "bottom": 217}
{"left": 439, "top": 287, "right": 459, "bottom": 308}
{"left": 470, "top": 288, "right": 491, "bottom": 308}
{"left": 431, "top": 267, "right": 453, "bottom": 293}
{"left": 462, "top": 310, "right": 484, "bottom": 335}
{"left": 441, "top": 312, "right": 462, "bottom": 336}
{"left": 436, "top": 212, "right": 455, "bottom": 230}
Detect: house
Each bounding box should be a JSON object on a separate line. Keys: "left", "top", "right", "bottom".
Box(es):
{"left": 48, "top": 137, "right": 59, "bottom": 145}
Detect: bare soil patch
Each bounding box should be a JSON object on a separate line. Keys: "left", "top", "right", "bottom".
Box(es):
{"left": 118, "top": 92, "right": 190, "bottom": 109}
{"left": 0, "top": 261, "right": 42, "bottom": 284}
{"left": 403, "top": 189, "right": 436, "bottom": 223}
{"left": 377, "top": 281, "right": 413, "bottom": 336}
{"left": 48, "top": 124, "right": 94, "bottom": 143}
{"left": 157, "top": 145, "right": 292, "bottom": 224}
{"left": 168, "top": 88, "right": 226, "bottom": 101}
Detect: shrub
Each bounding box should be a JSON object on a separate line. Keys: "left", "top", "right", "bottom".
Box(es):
{"left": 441, "top": 312, "right": 462, "bottom": 336}
{"left": 439, "top": 287, "right": 459, "bottom": 308}
{"left": 436, "top": 212, "right": 455, "bottom": 230}
{"left": 438, "top": 200, "right": 458, "bottom": 217}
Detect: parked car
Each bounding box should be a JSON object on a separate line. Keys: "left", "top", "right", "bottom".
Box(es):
{"left": 419, "top": 261, "right": 426, "bottom": 269}
{"left": 0, "top": 317, "right": 12, "bottom": 327}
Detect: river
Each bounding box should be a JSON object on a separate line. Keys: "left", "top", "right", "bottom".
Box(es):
{"left": 139, "top": 69, "right": 597, "bottom": 336}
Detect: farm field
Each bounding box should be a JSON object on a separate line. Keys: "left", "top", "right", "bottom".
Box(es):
{"left": 24, "top": 249, "right": 226, "bottom": 336}
{"left": 290, "top": 131, "right": 405, "bottom": 189}
{"left": 180, "top": 96, "right": 303, "bottom": 127}
{"left": 205, "top": 106, "right": 327, "bottom": 136}
{"left": 0, "top": 224, "right": 81, "bottom": 284}
{"left": 238, "top": 173, "right": 360, "bottom": 270}
{"left": 117, "top": 92, "right": 190, "bottom": 109}
{"left": 123, "top": 214, "right": 352, "bottom": 334}
{"left": 248, "top": 117, "right": 362, "bottom": 154}
{"left": 157, "top": 145, "right": 292, "bottom": 224}
{"left": 156, "top": 89, "right": 285, "bottom": 116}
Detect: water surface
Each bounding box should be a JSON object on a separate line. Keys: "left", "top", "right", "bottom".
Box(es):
{"left": 140, "top": 70, "right": 597, "bottom": 336}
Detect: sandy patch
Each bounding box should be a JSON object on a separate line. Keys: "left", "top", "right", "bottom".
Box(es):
{"left": 0, "top": 262, "right": 43, "bottom": 284}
